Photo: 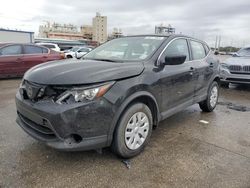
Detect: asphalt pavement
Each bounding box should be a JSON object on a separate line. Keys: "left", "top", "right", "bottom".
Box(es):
{"left": 0, "top": 78, "right": 250, "bottom": 188}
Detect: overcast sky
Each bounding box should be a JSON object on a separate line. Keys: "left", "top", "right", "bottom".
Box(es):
{"left": 0, "top": 0, "right": 250, "bottom": 47}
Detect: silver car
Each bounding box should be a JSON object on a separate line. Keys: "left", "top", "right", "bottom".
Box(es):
{"left": 220, "top": 46, "right": 250, "bottom": 86}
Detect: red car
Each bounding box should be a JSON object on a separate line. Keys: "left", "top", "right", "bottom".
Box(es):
{"left": 0, "top": 43, "right": 65, "bottom": 78}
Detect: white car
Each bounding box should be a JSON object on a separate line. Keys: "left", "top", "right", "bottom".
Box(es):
{"left": 220, "top": 46, "right": 250, "bottom": 86}
{"left": 36, "top": 43, "right": 61, "bottom": 52}
{"left": 65, "top": 46, "right": 92, "bottom": 59}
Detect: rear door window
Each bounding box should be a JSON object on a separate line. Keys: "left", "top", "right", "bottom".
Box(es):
{"left": 24, "top": 45, "right": 48, "bottom": 54}
{"left": 190, "top": 41, "right": 206, "bottom": 60}
{"left": 0, "top": 45, "right": 22, "bottom": 56}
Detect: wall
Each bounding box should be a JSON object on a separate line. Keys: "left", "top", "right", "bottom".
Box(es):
{"left": 0, "top": 30, "right": 34, "bottom": 43}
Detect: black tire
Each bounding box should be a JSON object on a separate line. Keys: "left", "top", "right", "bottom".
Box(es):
{"left": 67, "top": 55, "right": 73, "bottom": 58}
{"left": 199, "top": 81, "right": 219, "bottom": 112}
{"left": 112, "top": 103, "right": 153, "bottom": 158}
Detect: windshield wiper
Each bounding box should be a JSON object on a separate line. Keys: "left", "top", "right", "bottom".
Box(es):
{"left": 84, "top": 58, "right": 122, "bottom": 62}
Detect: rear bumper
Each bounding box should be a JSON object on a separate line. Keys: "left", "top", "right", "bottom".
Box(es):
{"left": 15, "top": 90, "right": 115, "bottom": 151}
{"left": 220, "top": 69, "right": 250, "bottom": 84}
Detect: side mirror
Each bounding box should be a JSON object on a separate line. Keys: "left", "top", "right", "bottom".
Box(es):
{"left": 163, "top": 55, "right": 186, "bottom": 66}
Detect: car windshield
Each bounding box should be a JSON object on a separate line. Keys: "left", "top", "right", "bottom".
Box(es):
{"left": 237, "top": 48, "right": 250, "bottom": 57}
{"left": 84, "top": 36, "right": 166, "bottom": 62}
{"left": 70, "top": 47, "right": 80, "bottom": 52}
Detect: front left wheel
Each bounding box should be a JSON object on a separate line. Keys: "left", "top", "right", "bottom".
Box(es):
{"left": 112, "top": 103, "right": 153, "bottom": 158}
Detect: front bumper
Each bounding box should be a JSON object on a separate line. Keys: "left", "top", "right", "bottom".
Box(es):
{"left": 220, "top": 68, "right": 250, "bottom": 84}
{"left": 15, "top": 90, "right": 115, "bottom": 151}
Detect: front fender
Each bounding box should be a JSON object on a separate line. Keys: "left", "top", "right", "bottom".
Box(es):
{"left": 105, "top": 90, "right": 160, "bottom": 146}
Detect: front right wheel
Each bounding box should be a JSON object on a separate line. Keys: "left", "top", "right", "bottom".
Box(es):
{"left": 112, "top": 103, "right": 153, "bottom": 158}
{"left": 199, "top": 81, "right": 219, "bottom": 112}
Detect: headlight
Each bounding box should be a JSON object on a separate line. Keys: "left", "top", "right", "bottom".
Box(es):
{"left": 19, "top": 79, "right": 25, "bottom": 87}
{"left": 220, "top": 63, "right": 229, "bottom": 69}
{"left": 56, "top": 82, "right": 114, "bottom": 104}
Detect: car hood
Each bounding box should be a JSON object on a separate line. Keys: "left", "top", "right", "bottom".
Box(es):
{"left": 24, "top": 59, "right": 145, "bottom": 85}
{"left": 224, "top": 57, "right": 250, "bottom": 66}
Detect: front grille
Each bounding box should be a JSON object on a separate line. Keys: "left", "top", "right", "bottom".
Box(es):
{"left": 229, "top": 65, "right": 250, "bottom": 74}
{"left": 18, "top": 112, "right": 57, "bottom": 141}
{"left": 21, "top": 80, "right": 65, "bottom": 102}
{"left": 243, "top": 66, "right": 250, "bottom": 72}
{"left": 229, "top": 65, "right": 242, "bottom": 72}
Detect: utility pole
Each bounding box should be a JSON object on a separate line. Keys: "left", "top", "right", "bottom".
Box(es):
{"left": 215, "top": 36, "right": 218, "bottom": 50}
{"left": 230, "top": 39, "right": 234, "bottom": 52}
{"left": 218, "top": 36, "right": 221, "bottom": 52}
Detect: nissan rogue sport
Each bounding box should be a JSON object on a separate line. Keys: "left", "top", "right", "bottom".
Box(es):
{"left": 16, "top": 35, "right": 220, "bottom": 158}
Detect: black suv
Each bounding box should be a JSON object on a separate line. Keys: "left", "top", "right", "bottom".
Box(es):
{"left": 16, "top": 35, "right": 220, "bottom": 158}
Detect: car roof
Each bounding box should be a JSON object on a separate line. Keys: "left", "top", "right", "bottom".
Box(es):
{"left": 72, "top": 46, "right": 87, "bottom": 48}
{"left": 37, "top": 43, "right": 57, "bottom": 45}
{"left": 0, "top": 43, "right": 51, "bottom": 51}
{"left": 0, "top": 43, "right": 40, "bottom": 46}
{"left": 122, "top": 34, "right": 208, "bottom": 46}
{"left": 126, "top": 34, "right": 200, "bottom": 40}
{"left": 0, "top": 43, "right": 11, "bottom": 47}
{"left": 127, "top": 34, "right": 171, "bottom": 37}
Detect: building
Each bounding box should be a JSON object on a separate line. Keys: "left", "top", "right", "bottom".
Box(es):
{"left": 0, "top": 29, "right": 34, "bottom": 43}
{"left": 38, "top": 22, "right": 85, "bottom": 40}
{"left": 37, "top": 13, "right": 108, "bottom": 43}
{"left": 110, "top": 28, "right": 123, "bottom": 39}
{"left": 155, "top": 24, "right": 175, "bottom": 35}
{"left": 46, "top": 32, "right": 84, "bottom": 40}
{"left": 92, "top": 12, "right": 107, "bottom": 44}
{"left": 80, "top": 25, "right": 93, "bottom": 40}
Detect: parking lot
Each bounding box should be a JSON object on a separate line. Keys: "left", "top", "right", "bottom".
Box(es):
{"left": 0, "top": 75, "right": 249, "bottom": 188}
{"left": 0, "top": 50, "right": 249, "bottom": 187}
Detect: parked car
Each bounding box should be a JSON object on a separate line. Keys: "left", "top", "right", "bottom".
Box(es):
{"left": 64, "top": 46, "right": 92, "bottom": 59}
{"left": 36, "top": 43, "right": 61, "bottom": 52}
{"left": 0, "top": 43, "right": 65, "bottom": 78}
{"left": 220, "top": 46, "right": 250, "bottom": 87}
{"left": 16, "top": 35, "right": 220, "bottom": 158}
